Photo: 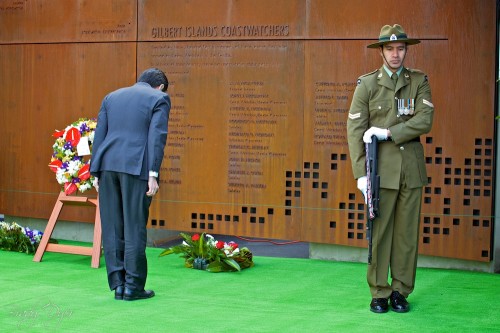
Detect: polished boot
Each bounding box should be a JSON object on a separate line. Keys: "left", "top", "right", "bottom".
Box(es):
{"left": 123, "top": 287, "right": 155, "bottom": 301}
{"left": 370, "top": 298, "right": 389, "bottom": 313}
{"left": 390, "top": 291, "right": 410, "bottom": 313}
{"left": 114, "top": 286, "right": 124, "bottom": 300}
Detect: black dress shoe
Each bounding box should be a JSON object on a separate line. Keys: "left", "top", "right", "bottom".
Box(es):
{"left": 390, "top": 291, "right": 410, "bottom": 313}
{"left": 370, "top": 298, "right": 389, "bottom": 313}
{"left": 123, "top": 287, "right": 155, "bottom": 301}
{"left": 114, "top": 286, "right": 124, "bottom": 300}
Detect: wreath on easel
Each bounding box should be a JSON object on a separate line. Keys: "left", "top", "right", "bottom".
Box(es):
{"left": 48, "top": 118, "right": 97, "bottom": 195}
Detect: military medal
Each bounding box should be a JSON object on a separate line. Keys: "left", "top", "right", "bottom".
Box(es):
{"left": 397, "top": 98, "right": 415, "bottom": 116}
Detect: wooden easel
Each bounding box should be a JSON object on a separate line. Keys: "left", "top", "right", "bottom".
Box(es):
{"left": 33, "top": 192, "right": 102, "bottom": 268}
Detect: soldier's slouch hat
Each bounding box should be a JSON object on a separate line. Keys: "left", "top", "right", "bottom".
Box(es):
{"left": 367, "top": 24, "right": 420, "bottom": 48}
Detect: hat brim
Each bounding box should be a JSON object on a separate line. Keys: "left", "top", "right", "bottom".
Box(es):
{"left": 367, "top": 38, "right": 420, "bottom": 48}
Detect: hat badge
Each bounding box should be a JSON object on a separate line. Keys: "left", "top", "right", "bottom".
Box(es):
{"left": 390, "top": 34, "right": 397, "bottom": 41}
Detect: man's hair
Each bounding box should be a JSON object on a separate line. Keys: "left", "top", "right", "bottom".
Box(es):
{"left": 137, "top": 68, "right": 169, "bottom": 92}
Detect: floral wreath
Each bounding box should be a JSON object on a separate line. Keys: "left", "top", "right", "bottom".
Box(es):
{"left": 160, "top": 232, "right": 254, "bottom": 272}
{"left": 0, "top": 221, "right": 44, "bottom": 254}
{"left": 48, "top": 118, "right": 97, "bottom": 195}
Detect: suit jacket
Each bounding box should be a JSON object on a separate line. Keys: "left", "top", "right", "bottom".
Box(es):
{"left": 90, "top": 82, "right": 170, "bottom": 181}
{"left": 347, "top": 66, "right": 434, "bottom": 189}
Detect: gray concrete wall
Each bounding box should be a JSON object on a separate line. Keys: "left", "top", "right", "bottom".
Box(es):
{"left": 310, "top": 243, "right": 496, "bottom": 273}
{"left": 3, "top": 215, "right": 179, "bottom": 247}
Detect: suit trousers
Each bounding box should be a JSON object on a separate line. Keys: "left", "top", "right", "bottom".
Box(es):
{"left": 98, "top": 171, "right": 152, "bottom": 291}
{"left": 367, "top": 184, "right": 422, "bottom": 299}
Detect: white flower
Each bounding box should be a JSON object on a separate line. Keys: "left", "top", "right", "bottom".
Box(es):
{"left": 67, "top": 160, "right": 81, "bottom": 175}
{"left": 79, "top": 183, "right": 91, "bottom": 192}
{"left": 56, "top": 169, "right": 68, "bottom": 184}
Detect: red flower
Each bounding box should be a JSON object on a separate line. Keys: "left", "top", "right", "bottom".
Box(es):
{"left": 192, "top": 234, "right": 200, "bottom": 241}
{"left": 216, "top": 241, "right": 225, "bottom": 249}
{"left": 64, "top": 182, "right": 77, "bottom": 195}
{"left": 48, "top": 159, "right": 62, "bottom": 172}
{"left": 52, "top": 129, "right": 65, "bottom": 138}
{"left": 78, "top": 164, "right": 90, "bottom": 181}
{"left": 229, "top": 241, "right": 239, "bottom": 249}
{"left": 65, "top": 127, "right": 81, "bottom": 147}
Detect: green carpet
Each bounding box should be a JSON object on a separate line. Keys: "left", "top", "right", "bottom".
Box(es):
{"left": 0, "top": 242, "right": 499, "bottom": 333}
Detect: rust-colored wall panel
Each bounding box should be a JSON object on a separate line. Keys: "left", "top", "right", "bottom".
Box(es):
{"left": 0, "top": 42, "right": 137, "bottom": 221}
{"left": 140, "top": 40, "right": 305, "bottom": 240}
{"left": 307, "top": 0, "right": 453, "bottom": 39}
{"left": 138, "top": 0, "right": 305, "bottom": 41}
{"left": 0, "top": 0, "right": 496, "bottom": 262}
{"left": 0, "top": 0, "right": 136, "bottom": 43}
{"left": 301, "top": 40, "right": 374, "bottom": 246}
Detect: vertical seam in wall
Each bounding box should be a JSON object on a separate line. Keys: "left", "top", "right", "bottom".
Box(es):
{"left": 136, "top": 0, "right": 139, "bottom": 80}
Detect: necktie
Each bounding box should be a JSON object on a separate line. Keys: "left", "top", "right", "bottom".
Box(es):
{"left": 391, "top": 73, "right": 398, "bottom": 88}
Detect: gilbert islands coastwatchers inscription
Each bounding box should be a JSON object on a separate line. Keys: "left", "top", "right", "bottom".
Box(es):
{"left": 151, "top": 24, "right": 290, "bottom": 39}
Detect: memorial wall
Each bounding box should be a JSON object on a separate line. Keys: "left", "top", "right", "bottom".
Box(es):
{"left": 0, "top": 0, "right": 496, "bottom": 262}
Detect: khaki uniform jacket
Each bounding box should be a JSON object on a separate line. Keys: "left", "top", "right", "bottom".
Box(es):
{"left": 347, "top": 66, "right": 434, "bottom": 189}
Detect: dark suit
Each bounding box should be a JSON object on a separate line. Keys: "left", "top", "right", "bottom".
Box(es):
{"left": 90, "top": 82, "right": 170, "bottom": 292}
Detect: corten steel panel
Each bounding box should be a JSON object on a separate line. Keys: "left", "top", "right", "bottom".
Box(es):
{"left": 301, "top": 37, "right": 495, "bottom": 262}
{"left": 0, "top": 42, "right": 137, "bottom": 222}
{"left": 301, "top": 40, "right": 372, "bottom": 248}
{"left": 301, "top": 0, "right": 496, "bottom": 261}
{"left": 138, "top": 0, "right": 306, "bottom": 41}
{"left": 307, "top": 0, "right": 475, "bottom": 40}
{"left": 139, "top": 0, "right": 495, "bottom": 262}
{"left": 141, "top": 40, "right": 305, "bottom": 240}
{"left": 0, "top": 0, "right": 496, "bottom": 262}
{"left": 0, "top": 0, "right": 136, "bottom": 43}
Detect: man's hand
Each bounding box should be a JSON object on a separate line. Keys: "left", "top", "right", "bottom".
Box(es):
{"left": 363, "top": 127, "right": 388, "bottom": 143}
{"left": 146, "top": 176, "right": 159, "bottom": 197}
{"left": 357, "top": 176, "right": 367, "bottom": 203}
{"left": 93, "top": 177, "right": 99, "bottom": 192}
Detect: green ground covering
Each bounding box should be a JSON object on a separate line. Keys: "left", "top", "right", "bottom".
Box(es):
{"left": 0, "top": 242, "right": 499, "bottom": 333}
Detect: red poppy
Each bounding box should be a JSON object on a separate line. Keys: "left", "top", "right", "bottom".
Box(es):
{"left": 48, "top": 160, "right": 63, "bottom": 172}
{"left": 192, "top": 234, "right": 200, "bottom": 241}
{"left": 65, "top": 127, "right": 81, "bottom": 147}
{"left": 64, "top": 182, "right": 77, "bottom": 195}
{"left": 78, "top": 164, "right": 90, "bottom": 181}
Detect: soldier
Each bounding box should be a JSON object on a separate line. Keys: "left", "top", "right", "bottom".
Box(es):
{"left": 347, "top": 24, "right": 434, "bottom": 313}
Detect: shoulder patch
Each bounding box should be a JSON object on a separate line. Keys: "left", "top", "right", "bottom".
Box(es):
{"left": 407, "top": 68, "right": 423, "bottom": 74}
{"left": 359, "top": 69, "right": 379, "bottom": 79}
{"left": 406, "top": 68, "right": 428, "bottom": 81}
{"left": 357, "top": 69, "right": 379, "bottom": 85}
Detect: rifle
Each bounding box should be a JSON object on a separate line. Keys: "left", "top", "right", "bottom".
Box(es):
{"left": 365, "top": 135, "right": 380, "bottom": 264}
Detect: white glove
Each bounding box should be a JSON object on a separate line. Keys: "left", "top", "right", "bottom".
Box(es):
{"left": 363, "top": 127, "right": 388, "bottom": 143}
{"left": 93, "top": 177, "right": 99, "bottom": 192}
{"left": 357, "top": 176, "right": 367, "bottom": 203}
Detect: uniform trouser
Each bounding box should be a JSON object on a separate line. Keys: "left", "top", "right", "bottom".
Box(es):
{"left": 98, "top": 171, "right": 152, "bottom": 292}
{"left": 367, "top": 184, "right": 422, "bottom": 299}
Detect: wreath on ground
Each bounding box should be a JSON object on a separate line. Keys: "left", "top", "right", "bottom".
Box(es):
{"left": 0, "top": 222, "right": 43, "bottom": 254}
{"left": 48, "top": 118, "right": 97, "bottom": 195}
{"left": 160, "top": 233, "right": 254, "bottom": 272}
